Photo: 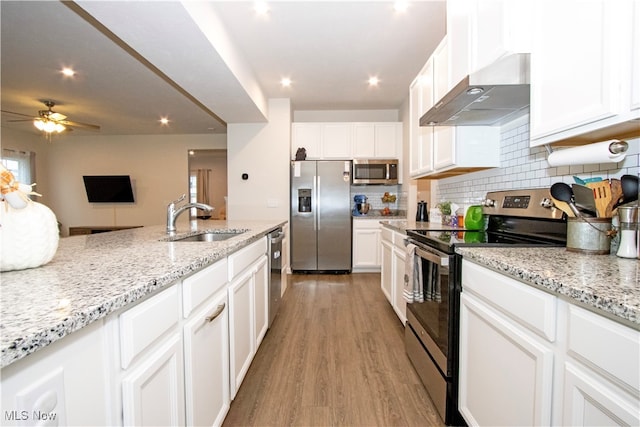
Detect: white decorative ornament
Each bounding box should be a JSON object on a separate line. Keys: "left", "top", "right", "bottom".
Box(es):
{"left": 1, "top": 201, "right": 59, "bottom": 271}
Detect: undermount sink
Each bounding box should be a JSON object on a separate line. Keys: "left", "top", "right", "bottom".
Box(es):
{"left": 169, "top": 230, "right": 246, "bottom": 242}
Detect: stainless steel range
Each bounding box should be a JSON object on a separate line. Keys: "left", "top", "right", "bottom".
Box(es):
{"left": 404, "top": 189, "right": 568, "bottom": 426}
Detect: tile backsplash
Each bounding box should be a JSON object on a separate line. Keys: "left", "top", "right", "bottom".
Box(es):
{"left": 436, "top": 120, "right": 639, "bottom": 207}
{"left": 351, "top": 184, "right": 406, "bottom": 212}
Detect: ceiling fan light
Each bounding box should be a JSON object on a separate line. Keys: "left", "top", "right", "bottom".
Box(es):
{"left": 34, "top": 118, "right": 66, "bottom": 133}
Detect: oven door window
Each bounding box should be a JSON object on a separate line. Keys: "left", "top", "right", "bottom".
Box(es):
{"left": 410, "top": 256, "right": 450, "bottom": 359}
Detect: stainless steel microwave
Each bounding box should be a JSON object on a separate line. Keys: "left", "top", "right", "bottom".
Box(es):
{"left": 352, "top": 159, "right": 398, "bottom": 185}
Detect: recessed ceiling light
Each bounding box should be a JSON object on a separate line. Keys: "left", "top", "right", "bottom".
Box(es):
{"left": 159, "top": 117, "right": 170, "bottom": 125}
{"left": 254, "top": 1, "right": 269, "bottom": 15}
{"left": 394, "top": 1, "right": 409, "bottom": 13}
{"left": 368, "top": 76, "right": 380, "bottom": 87}
{"left": 281, "top": 77, "right": 292, "bottom": 88}
{"left": 61, "top": 67, "right": 75, "bottom": 77}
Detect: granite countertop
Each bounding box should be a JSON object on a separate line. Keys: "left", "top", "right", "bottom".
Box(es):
{"left": 0, "top": 220, "right": 286, "bottom": 368}
{"left": 457, "top": 247, "right": 639, "bottom": 329}
{"left": 353, "top": 210, "right": 407, "bottom": 219}
{"left": 379, "top": 221, "right": 639, "bottom": 329}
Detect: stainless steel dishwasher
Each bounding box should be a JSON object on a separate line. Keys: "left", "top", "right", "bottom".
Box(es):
{"left": 268, "top": 228, "right": 284, "bottom": 327}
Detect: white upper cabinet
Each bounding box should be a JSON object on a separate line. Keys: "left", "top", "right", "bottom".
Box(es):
{"left": 470, "top": 0, "right": 533, "bottom": 72}
{"left": 292, "top": 122, "right": 401, "bottom": 160}
{"left": 321, "top": 123, "right": 352, "bottom": 159}
{"left": 353, "top": 122, "right": 401, "bottom": 159}
{"left": 433, "top": 37, "right": 451, "bottom": 103}
{"left": 409, "top": 60, "right": 435, "bottom": 177}
{"left": 631, "top": 1, "right": 640, "bottom": 113}
{"left": 530, "top": 0, "right": 638, "bottom": 146}
{"left": 409, "top": 45, "right": 500, "bottom": 179}
{"left": 292, "top": 123, "right": 321, "bottom": 159}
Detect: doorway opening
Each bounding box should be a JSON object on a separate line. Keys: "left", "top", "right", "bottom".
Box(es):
{"left": 188, "top": 149, "right": 227, "bottom": 219}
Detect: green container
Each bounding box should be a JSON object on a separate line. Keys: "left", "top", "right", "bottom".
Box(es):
{"left": 464, "top": 205, "right": 484, "bottom": 230}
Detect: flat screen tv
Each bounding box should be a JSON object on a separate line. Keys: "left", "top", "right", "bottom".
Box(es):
{"left": 83, "top": 175, "right": 135, "bottom": 203}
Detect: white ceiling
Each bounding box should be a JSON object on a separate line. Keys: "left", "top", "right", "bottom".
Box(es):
{"left": 0, "top": 1, "right": 446, "bottom": 136}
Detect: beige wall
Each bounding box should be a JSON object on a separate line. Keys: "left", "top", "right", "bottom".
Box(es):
{"left": 2, "top": 129, "right": 226, "bottom": 235}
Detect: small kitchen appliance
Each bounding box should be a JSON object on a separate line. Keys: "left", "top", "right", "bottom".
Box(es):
{"left": 353, "top": 195, "right": 369, "bottom": 216}
{"left": 416, "top": 201, "right": 428, "bottom": 222}
{"left": 404, "top": 188, "right": 567, "bottom": 426}
{"left": 352, "top": 159, "right": 398, "bottom": 185}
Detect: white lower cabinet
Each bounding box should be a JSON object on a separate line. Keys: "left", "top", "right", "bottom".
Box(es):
{"left": 380, "top": 226, "right": 406, "bottom": 324}
{"left": 460, "top": 260, "right": 640, "bottom": 427}
{"left": 391, "top": 244, "right": 407, "bottom": 323}
{"left": 459, "top": 291, "right": 554, "bottom": 426}
{"left": 353, "top": 219, "right": 382, "bottom": 272}
{"left": 562, "top": 303, "right": 640, "bottom": 427}
{"left": 227, "top": 237, "right": 269, "bottom": 398}
{"left": 121, "top": 333, "right": 185, "bottom": 426}
{"left": 380, "top": 238, "right": 393, "bottom": 302}
{"left": 183, "top": 287, "right": 229, "bottom": 427}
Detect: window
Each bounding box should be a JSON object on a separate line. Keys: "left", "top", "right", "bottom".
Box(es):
{"left": 1, "top": 149, "right": 35, "bottom": 185}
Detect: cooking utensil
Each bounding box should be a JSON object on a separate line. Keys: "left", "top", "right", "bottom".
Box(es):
{"left": 551, "top": 197, "right": 575, "bottom": 217}
{"left": 550, "top": 182, "right": 581, "bottom": 217}
{"left": 620, "top": 174, "right": 639, "bottom": 205}
{"left": 586, "top": 180, "right": 611, "bottom": 218}
{"left": 605, "top": 178, "right": 623, "bottom": 217}
{"left": 572, "top": 184, "right": 597, "bottom": 214}
{"left": 573, "top": 176, "right": 602, "bottom": 185}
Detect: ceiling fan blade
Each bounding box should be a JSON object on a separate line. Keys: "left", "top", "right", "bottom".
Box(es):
{"left": 7, "top": 119, "right": 36, "bottom": 122}
{"left": 1, "top": 109, "right": 34, "bottom": 118}
{"left": 59, "top": 119, "right": 100, "bottom": 131}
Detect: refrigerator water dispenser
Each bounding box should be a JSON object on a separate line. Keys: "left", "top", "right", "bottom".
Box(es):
{"left": 298, "top": 189, "right": 312, "bottom": 212}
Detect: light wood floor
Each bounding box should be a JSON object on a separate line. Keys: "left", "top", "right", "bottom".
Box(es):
{"left": 223, "top": 273, "right": 444, "bottom": 427}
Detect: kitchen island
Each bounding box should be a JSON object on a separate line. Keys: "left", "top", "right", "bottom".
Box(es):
{"left": 0, "top": 220, "right": 286, "bottom": 368}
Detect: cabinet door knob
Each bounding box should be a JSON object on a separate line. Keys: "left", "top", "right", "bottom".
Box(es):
{"left": 205, "top": 303, "right": 226, "bottom": 322}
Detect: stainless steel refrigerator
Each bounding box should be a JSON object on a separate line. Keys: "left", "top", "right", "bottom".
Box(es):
{"left": 290, "top": 160, "right": 352, "bottom": 272}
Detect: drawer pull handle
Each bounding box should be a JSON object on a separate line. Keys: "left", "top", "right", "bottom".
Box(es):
{"left": 205, "top": 303, "right": 226, "bottom": 322}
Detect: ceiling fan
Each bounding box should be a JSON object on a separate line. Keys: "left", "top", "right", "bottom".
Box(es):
{"left": 1, "top": 100, "right": 100, "bottom": 133}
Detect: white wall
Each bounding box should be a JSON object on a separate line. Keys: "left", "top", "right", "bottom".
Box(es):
{"left": 3, "top": 130, "right": 226, "bottom": 235}
{"left": 227, "top": 98, "right": 291, "bottom": 221}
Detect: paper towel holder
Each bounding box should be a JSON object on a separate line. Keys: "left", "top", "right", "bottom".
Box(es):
{"left": 544, "top": 139, "right": 628, "bottom": 166}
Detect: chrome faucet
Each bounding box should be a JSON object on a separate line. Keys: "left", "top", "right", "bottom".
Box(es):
{"left": 166, "top": 194, "right": 214, "bottom": 235}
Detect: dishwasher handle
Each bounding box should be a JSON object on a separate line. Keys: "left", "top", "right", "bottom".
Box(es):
{"left": 269, "top": 229, "right": 285, "bottom": 245}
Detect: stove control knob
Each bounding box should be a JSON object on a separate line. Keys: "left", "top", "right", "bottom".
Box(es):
{"left": 483, "top": 198, "right": 495, "bottom": 207}
{"left": 540, "top": 198, "right": 553, "bottom": 209}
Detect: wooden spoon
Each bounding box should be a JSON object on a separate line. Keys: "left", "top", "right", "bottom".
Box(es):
{"left": 551, "top": 197, "right": 575, "bottom": 217}
{"left": 586, "top": 180, "right": 611, "bottom": 218}
{"left": 605, "top": 179, "right": 623, "bottom": 217}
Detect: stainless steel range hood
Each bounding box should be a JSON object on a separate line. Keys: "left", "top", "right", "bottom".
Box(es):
{"left": 420, "top": 53, "right": 530, "bottom": 127}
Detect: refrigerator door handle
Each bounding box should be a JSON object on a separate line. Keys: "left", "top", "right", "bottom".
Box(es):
{"left": 316, "top": 175, "right": 321, "bottom": 230}
{"left": 313, "top": 175, "right": 318, "bottom": 231}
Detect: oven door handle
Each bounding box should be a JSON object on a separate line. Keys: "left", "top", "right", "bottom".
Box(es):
{"left": 414, "top": 246, "right": 449, "bottom": 268}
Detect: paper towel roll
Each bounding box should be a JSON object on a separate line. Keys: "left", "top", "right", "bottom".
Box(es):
{"left": 547, "top": 140, "right": 628, "bottom": 167}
